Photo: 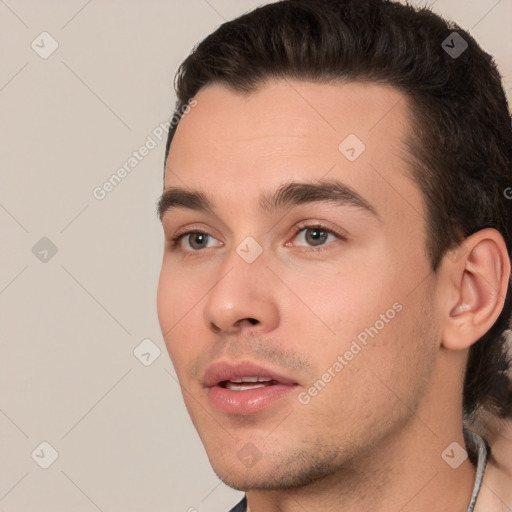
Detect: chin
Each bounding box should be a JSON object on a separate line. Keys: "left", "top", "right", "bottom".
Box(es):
{"left": 206, "top": 442, "right": 350, "bottom": 492}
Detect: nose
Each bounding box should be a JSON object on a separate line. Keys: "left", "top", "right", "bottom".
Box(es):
{"left": 202, "top": 248, "right": 280, "bottom": 336}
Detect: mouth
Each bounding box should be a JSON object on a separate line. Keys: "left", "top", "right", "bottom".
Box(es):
{"left": 203, "top": 361, "right": 299, "bottom": 415}
{"left": 219, "top": 377, "right": 280, "bottom": 391}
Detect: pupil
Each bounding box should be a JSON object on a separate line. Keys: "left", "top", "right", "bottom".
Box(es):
{"left": 306, "top": 228, "right": 328, "bottom": 246}
{"left": 191, "top": 233, "right": 207, "bottom": 249}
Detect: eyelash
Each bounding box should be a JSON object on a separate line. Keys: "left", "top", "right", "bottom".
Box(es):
{"left": 168, "top": 222, "right": 346, "bottom": 253}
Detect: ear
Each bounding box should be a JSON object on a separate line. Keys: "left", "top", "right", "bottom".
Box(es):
{"left": 440, "top": 228, "right": 511, "bottom": 351}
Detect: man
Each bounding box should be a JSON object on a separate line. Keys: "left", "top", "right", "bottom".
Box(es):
{"left": 156, "top": 1, "right": 512, "bottom": 511}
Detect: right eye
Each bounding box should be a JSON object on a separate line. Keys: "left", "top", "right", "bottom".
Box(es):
{"left": 170, "top": 230, "right": 222, "bottom": 251}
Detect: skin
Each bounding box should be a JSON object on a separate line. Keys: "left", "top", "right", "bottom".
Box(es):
{"left": 157, "top": 80, "right": 510, "bottom": 512}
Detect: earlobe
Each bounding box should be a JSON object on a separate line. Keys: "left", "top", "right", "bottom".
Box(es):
{"left": 441, "top": 229, "right": 511, "bottom": 351}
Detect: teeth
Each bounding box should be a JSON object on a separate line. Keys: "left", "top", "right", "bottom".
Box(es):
{"left": 225, "top": 382, "right": 267, "bottom": 391}
{"left": 220, "top": 376, "right": 275, "bottom": 390}
{"left": 230, "top": 377, "right": 272, "bottom": 383}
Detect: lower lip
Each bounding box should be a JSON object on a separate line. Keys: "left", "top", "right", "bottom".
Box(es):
{"left": 207, "top": 383, "right": 297, "bottom": 415}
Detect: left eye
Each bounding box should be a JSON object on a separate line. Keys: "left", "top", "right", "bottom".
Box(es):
{"left": 293, "top": 226, "right": 340, "bottom": 247}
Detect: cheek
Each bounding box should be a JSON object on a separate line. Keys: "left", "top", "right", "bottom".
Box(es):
{"left": 284, "top": 257, "right": 393, "bottom": 343}
{"left": 288, "top": 254, "right": 431, "bottom": 384}
{"left": 156, "top": 262, "right": 178, "bottom": 335}
{"left": 299, "top": 299, "right": 436, "bottom": 436}
{"left": 157, "top": 258, "right": 208, "bottom": 326}
{"left": 156, "top": 260, "right": 205, "bottom": 365}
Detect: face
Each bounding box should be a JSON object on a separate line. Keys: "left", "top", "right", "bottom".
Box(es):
{"left": 157, "top": 80, "right": 441, "bottom": 490}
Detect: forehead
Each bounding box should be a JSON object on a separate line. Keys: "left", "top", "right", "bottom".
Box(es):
{"left": 164, "top": 79, "right": 424, "bottom": 228}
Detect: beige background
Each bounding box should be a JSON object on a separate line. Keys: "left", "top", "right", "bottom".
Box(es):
{"left": 1, "top": 1, "right": 511, "bottom": 511}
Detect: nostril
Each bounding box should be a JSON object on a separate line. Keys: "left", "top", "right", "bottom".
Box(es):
{"left": 233, "top": 318, "right": 259, "bottom": 328}
{"left": 209, "top": 321, "right": 221, "bottom": 333}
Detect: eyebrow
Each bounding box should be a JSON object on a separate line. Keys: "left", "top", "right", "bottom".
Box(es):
{"left": 157, "top": 179, "right": 379, "bottom": 222}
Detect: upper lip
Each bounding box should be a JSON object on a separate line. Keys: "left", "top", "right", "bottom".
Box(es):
{"left": 203, "top": 360, "right": 298, "bottom": 387}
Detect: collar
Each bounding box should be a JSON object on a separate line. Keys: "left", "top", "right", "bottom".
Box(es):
{"left": 464, "top": 428, "right": 489, "bottom": 512}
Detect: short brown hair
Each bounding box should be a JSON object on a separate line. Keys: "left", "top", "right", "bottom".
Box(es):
{"left": 164, "top": 0, "right": 512, "bottom": 421}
